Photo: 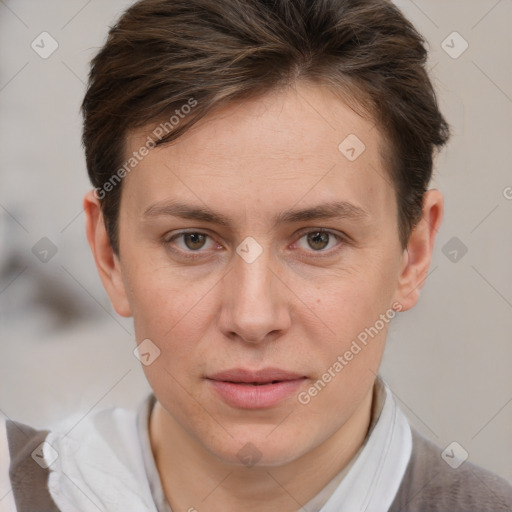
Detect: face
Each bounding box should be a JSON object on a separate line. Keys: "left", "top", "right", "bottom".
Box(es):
{"left": 99, "top": 81, "right": 412, "bottom": 466}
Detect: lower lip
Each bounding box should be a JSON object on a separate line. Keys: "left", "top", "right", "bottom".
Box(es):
{"left": 207, "top": 378, "right": 306, "bottom": 409}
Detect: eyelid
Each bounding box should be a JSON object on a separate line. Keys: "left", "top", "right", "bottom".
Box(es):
{"left": 163, "top": 229, "right": 221, "bottom": 259}
{"left": 164, "top": 228, "right": 214, "bottom": 243}
{"left": 293, "top": 227, "right": 346, "bottom": 240}
{"left": 290, "top": 228, "right": 347, "bottom": 255}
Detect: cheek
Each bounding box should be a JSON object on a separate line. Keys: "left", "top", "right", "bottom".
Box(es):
{"left": 127, "top": 271, "right": 215, "bottom": 415}
{"left": 125, "top": 262, "right": 228, "bottom": 391}
{"left": 124, "top": 246, "right": 211, "bottom": 332}
{"left": 298, "top": 274, "right": 394, "bottom": 425}
{"left": 310, "top": 264, "right": 396, "bottom": 337}
{"left": 303, "top": 253, "right": 399, "bottom": 386}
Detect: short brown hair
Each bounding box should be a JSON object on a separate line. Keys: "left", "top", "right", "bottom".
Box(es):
{"left": 81, "top": 0, "right": 449, "bottom": 253}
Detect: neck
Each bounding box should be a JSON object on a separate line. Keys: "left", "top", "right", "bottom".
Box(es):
{"left": 149, "top": 386, "right": 373, "bottom": 512}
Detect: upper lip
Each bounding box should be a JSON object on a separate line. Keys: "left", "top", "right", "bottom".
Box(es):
{"left": 207, "top": 367, "right": 306, "bottom": 383}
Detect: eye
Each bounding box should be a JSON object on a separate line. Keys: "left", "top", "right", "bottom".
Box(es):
{"left": 164, "top": 231, "right": 219, "bottom": 256}
{"left": 180, "top": 232, "right": 208, "bottom": 250}
{"left": 294, "top": 229, "right": 343, "bottom": 254}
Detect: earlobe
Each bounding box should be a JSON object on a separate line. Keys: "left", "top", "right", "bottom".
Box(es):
{"left": 83, "top": 190, "right": 132, "bottom": 317}
{"left": 393, "top": 189, "right": 443, "bottom": 311}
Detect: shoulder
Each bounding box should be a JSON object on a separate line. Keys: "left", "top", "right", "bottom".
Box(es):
{"left": 1, "top": 397, "right": 155, "bottom": 512}
{"left": 389, "top": 428, "right": 512, "bottom": 512}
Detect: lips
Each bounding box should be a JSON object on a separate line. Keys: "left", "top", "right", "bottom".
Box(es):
{"left": 207, "top": 367, "right": 306, "bottom": 384}
{"left": 206, "top": 367, "right": 307, "bottom": 409}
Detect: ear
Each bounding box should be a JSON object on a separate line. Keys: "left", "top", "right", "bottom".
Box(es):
{"left": 83, "top": 190, "right": 132, "bottom": 317}
{"left": 393, "top": 189, "right": 443, "bottom": 311}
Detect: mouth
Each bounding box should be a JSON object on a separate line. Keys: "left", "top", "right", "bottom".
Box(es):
{"left": 206, "top": 368, "right": 307, "bottom": 409}
{"left": 225, "top": 381, "right": 286, "bottom": 386}
{"left": 207, "top": 367, "right": 306, "bottom": 383}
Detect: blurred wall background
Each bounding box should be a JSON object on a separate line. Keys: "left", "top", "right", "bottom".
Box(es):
{"left": 1, "top": 0, "right": 511, "bottom": 483}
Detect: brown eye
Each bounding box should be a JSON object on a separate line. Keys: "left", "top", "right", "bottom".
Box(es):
{"left": 307, "top": 231, "right": 330, "bottom": 250}
{"left": 183, "top": 232, "right": 207, "bottom": 250}
{"left": 164, "top": 230, "right": 221, "bottom": 261}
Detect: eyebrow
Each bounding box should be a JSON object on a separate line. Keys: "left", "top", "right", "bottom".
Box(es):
{"left": 142, "top": 199, "right": 370, "bottom": 228}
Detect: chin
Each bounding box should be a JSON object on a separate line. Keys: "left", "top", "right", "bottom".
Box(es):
{"left": 207, "top": 427, "right": 310, "bottom": 468}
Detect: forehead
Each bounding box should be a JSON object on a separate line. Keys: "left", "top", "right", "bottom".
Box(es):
{"left": 122, "top": 81, "right": 394, "bottom": 222}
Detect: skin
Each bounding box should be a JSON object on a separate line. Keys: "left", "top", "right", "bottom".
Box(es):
{"left": 84, "top": 80, "right": 443, "bottom": 511}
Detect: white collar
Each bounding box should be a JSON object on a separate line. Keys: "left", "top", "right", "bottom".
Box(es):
{"left": 317, "top": 377, "right": 412, "bottom": 512}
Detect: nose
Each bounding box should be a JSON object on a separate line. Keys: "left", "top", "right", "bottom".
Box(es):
{"left": 217, "top": 244, "right": 291, "bottom": 345}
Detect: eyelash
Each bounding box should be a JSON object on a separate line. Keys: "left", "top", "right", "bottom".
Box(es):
{"left": 163, "top": 229, "right": 346, "bottom": 260}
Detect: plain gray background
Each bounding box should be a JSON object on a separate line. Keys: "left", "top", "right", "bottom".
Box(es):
{"left": 1, "top": 0, "right": 511, "bottom": 484}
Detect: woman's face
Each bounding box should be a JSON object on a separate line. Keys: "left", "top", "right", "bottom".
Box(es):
{"left": 109, "top": 81, "right": 409, "bottom": 466}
